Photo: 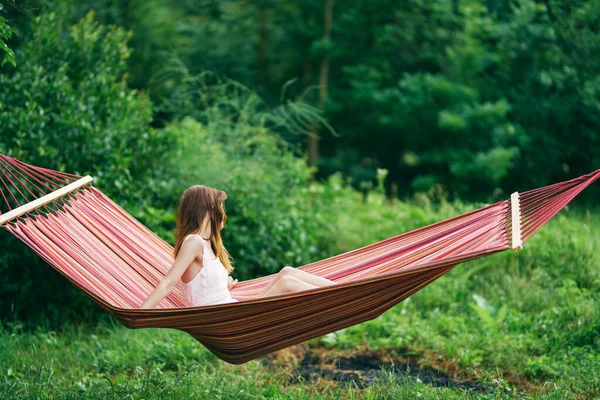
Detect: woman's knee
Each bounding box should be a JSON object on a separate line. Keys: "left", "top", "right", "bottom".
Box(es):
{"left": 280, "top": 266, "right": 295, "bottom": 276}
{"left": 278, "top": 275, "right": 300, "bottom": 293}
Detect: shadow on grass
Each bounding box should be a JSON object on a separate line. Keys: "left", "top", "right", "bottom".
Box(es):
{"left": 262, "top": 344, "right": 491, "bottom": 393}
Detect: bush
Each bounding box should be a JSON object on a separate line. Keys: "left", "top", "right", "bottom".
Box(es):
{"left": 0, "top": 11, "right": 179, "bottom": 327}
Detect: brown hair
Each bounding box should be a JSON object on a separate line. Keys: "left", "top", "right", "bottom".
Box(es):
{"left": 173, "top": 185, "right": 234, "bottom": 273}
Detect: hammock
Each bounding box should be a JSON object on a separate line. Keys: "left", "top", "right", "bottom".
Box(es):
{"left": 0, "top": 153, "right": 598, "bottom": 364}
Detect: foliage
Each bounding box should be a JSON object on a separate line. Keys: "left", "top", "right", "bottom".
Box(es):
{"left": 0, "top": 11, "right": 180, "bottom": 325}
{"left": 0, "top": 11, "right": 174, "bottom": 199}
{"left": 4, "top": 0, "right": 597, "bottom": 199}
{"left": 0, "top": 7, "right": 17, "bottom": 67}
{"left": 52, "top": 0, "right": 599, "bottom": 200}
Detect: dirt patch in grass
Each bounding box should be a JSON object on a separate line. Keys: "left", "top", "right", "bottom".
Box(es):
{"left": 261, "top": 344, "right": 490, "bottom": 392}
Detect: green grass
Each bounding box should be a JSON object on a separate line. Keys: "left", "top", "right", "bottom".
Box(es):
{"left": 0, "top": 321, "right": 582, "bottom": 399}
{"left": 1, "top": 193, "right": 598, "bottom": 399}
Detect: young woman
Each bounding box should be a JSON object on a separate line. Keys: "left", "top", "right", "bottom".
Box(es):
{"left": 140, "top": 185, "right": 337, "bottom": 309}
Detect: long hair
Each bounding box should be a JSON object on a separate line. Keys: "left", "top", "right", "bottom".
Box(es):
{"left": 173, "top": 185, "right": 234, "bottom": 274}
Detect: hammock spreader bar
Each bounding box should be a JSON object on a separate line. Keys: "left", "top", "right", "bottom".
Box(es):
{"left": 510, "top": 192, "right": 523, "bottom": 252}
{"left": 0, "top": 176, "right": 93, "bottom": 227}
{"left": 1, "top": 152, "right": 598, "bottom": 364}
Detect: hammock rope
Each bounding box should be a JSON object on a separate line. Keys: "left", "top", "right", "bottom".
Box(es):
{"left": 1, "top": 152, "right": 598, "bottom": 364}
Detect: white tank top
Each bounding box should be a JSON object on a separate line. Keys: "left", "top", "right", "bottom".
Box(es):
{"left": 180, "top": 234, "right": 239, "bottom": 307}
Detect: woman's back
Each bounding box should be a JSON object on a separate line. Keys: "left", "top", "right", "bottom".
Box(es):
{"left": 180, "top": 234, "right": 238, "bottom": 306}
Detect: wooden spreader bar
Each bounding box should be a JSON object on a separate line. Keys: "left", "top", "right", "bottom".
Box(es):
{"left": 511, "top": 191, "right": 523, "bottom": 252}
{"left": 0, "top": 175, "right": 93, "bottom": 227}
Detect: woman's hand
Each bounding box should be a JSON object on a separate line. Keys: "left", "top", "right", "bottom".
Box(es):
{"left": 228, "top": 275, "right": 238, "bottom": 290}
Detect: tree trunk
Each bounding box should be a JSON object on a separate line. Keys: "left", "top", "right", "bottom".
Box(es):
{"left": 308, "top": 0, "right": 334, "bottom": 184}
{"left": 257, "top": 7, "right": 268, "bottom": 84}
{"left": 121, "top": 0, "right": 131, "bottom": 27}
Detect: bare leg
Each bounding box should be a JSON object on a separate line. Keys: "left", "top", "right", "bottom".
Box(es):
{"left": 257, "top": 266, "right": 336, "bottom": 297}
{"left": 256, "top": 269, "right": 287, "bottom": 297}
{"left": 280, "top": 266, "right": 336, "bottom": 287}
{"left": 257, "top": 275, "right": 319, "bottom": 298}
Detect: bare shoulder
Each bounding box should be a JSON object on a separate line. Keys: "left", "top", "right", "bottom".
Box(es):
{"left": 180, "top": 235, "right": 205, "bottom": 254}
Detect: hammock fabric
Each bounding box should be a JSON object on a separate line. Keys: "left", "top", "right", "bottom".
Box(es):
{"left": 0, "top": 153, "right": 598, "bottom": 364}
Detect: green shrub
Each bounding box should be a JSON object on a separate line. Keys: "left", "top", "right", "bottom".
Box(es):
{"left": 0, "top": 11, "right": 179, "bottom": 327}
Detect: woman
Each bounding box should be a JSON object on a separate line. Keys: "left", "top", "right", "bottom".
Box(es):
{"left": 140, "top": 185, "right": 337, "bottom": 309}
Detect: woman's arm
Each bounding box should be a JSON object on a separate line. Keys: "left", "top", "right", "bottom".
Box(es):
{"left": 139, "top": 236, "right": 204, "bottom": 309}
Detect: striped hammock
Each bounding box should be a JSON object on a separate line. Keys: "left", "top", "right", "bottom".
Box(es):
{"left": 0, "top": 153, "right": 598, "bottom": 364}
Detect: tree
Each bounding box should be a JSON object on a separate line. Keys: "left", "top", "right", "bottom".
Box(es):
{"left": 307, "top": 0, "right": 334, "bottom": 182}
